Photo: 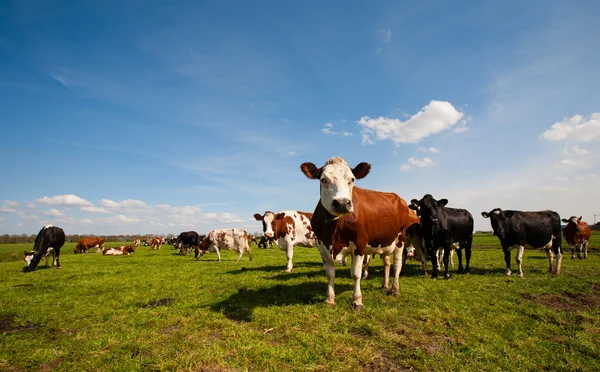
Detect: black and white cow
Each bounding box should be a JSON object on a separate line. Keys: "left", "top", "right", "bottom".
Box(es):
{"left": 176, "top": 231, "right": 204, "bottom": 255}
{"left": 410, "top": 195, "right": 473, "bottom": 279}
{"left": 481, "top": 209, "right": 563, "bottom": 277}
{"left": 23, "top": 225, "right": 66, "bottom": 272}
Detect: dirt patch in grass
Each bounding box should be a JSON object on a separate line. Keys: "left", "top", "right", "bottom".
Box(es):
{"left": 38, "top": 357, "right": 62, "bottom": 372}
{"left": 0, "top": 316, "right": 43, "bottom": 334}
{"left": 362, "top": 352, "right": 411, "bottom": 372}
{"left": 524, "top": 285, "right": 600, "bottom": 312}
{"left": 141, "top": 298, "right": 175, "bottom": 308}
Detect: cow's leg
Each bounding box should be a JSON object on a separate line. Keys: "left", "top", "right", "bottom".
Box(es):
{"left": 215, "top": 248, "right": 222, "bottom": 262}
{"left": 442, "top": 244, "right": 451, "bottom": 279}
{"left": 414, "top": 240, "right": 428, "bottom": 276}
{"left": 577, "top": 243, "right": 583, "bottom": 259}
{"left": 546, "top": 249, "right": 555, "bottom": 273}
{"left": 391, "top": 243, "right": 404, "bottom": 297}
{"left": 362, "top": 254, "right": 370, "bottom": 280}
{"left": 351, "top": 253, "right": 365, "bottom": 311}
{"left": 464, "top": 240, "right": 472, "bottom": 274}
{"left": 436, "top": 248, "right": 443, "bottom": 271}
{"left": 449, "top": 249, "right": 454, "bottom": 268}
{"left": 236, "top": 249, "right": 244, "bottom": 262}
{"left": 320, "top": 244, "right": 336, "bottom": 306}
{"left": 281, "top": 239, "right": 293, "bottom": 272}
{"left": 503, "top": 247, "right": 512, "bottom": 276}
{"left": 429, "top": 245, "right": 440, "bottom": 279}
{"left": 247, "top": 246, "right": 253, "bottom": 261}
{"left": 583, "top": 241, "right": 589, "bottom": 259}
{"left": 381, "top": 254, "right": 391, "bottom": 290}
{"left": 570, "top": 244, "right": 576, "bottom": 259}
{"left": 554, "top": 245, "right": 563, "bottom": 275}
{"left": 456, "top": 248, "right": 464, "bottom": 273}
{"left": 515, "top": 245, "right": 524, "bottom": 278}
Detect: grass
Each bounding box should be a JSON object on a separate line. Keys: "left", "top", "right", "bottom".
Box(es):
{"left": 1, "top": 235, "right": 599, "bottom": 371}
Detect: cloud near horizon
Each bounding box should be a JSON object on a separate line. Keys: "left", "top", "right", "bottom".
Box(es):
{"left": 540, "top": 112, "right": 600, "bottom": 142}
{"left": 358, "top": 100, "right": 464, "bottom": 145}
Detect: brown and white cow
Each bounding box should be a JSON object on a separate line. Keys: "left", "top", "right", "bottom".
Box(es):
{"left": 133, "top": 238, "right": 141, "bottom": 247}
{"left": 150, "top": 237, "right": 164, "bottom": 250}
{"left": 195, "top": 229, "right": 252, "bottom": 262}
{"left": 102, "top": 245, "right": 136, "bottom": 255}
{"left": 74, "top": 237, "right": 105, "bottom": 254}
{"left": 562, "top": 216, "right": 591, "bottom": 259}
{"left": 253, "top": 211, "right": 318, "bottom": 272}
{"left": 301, "top": 157, "right": 418, "bottom": 310}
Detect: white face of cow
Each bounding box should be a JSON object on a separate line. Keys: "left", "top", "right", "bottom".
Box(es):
{"left": 301, "top": 157, "right": 371, "bottom": 217}
{"left": 262, "top": 212, "right": 275, "bottom": 238}
{"left": 24, "top": 253, "right": 34, "bottom": 266}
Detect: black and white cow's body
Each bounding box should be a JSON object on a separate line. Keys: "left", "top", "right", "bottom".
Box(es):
{"left": 482, "top": 209, "right": 563, "bottom": 277}
{"left": 23, "top": 225, "right": 66, "bottom": 272}
{"left": 176, "top": 231, "right": 203, "bottom": 255}
{"left": 410, "top": 195, "right": 473, "bottom": 279}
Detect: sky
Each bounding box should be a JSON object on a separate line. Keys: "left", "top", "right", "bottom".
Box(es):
{"left": 1, "top": 0, "right": 599, "bottom": 236}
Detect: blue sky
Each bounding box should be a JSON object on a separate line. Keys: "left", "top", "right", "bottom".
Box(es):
{"left": 1, "top": 0, "right": 599, "bottom": 235}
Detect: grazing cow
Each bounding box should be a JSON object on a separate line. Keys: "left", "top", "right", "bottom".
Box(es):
{"left": 74, "top": 237, "right": 105, "bottom": 254}
{"left": 102, "top": 245, "right": 136, "bottom": 255}
{"left": 482, "top": 209, "right": 563, "bottom": 277}
{"left": 176, "top": 231, "right": 203, "bottom": 255}
{"left": 194, "top": 229, "right": 252, "bottom": 262}
{"left": 23, "top": 225, "right": 65, "bottom": 272}
{"left": 133, "top": 238, "right": 141, "bottom": 247}
{"left": 24, "top": 247, "right": 56, "bottom": 268}
{"left": 254, "top": 211, "right": 319, "bottom": 272}
{"left": 410, "top": 195, "right": 474, "bottom": 279}
{"left": 257, "top": 235, "right": 275, "bottom": 249}
{"left": 562, "top": 216, "right": 591, "bottom": 259}
{"left": 150, "top": 237, "right": 164, "bottom": 250}
{"left": 143, "top": 238, "right": 153, "bottom": 246}
{"left": 300, "top": 157, "right": 418, "bottom": 310}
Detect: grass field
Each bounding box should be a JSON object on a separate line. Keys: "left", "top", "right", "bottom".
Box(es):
{"left": 1, "top": 234, "right": 599, "bottom": 371}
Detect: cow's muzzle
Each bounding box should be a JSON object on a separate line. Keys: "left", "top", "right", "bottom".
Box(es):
{"left": 331, "top": 198, "right": 353, "bottom": 214}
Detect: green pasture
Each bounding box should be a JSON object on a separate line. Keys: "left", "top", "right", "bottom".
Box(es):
{"left": 1, "top": 235, "right": 599, "bottom": 371}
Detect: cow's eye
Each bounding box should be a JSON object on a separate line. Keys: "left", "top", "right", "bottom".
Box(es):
{"left": 320, "top": 178, "right": 329, "bottom": 185}
{"left": 349, "top": 178, "right": 355, "bottom": 185}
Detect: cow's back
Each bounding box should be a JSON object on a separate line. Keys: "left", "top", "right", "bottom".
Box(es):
{"left": 509, "top": 210, "right": 561, "bottom": 248}
{"left": 278, "top": 210, "right": 318, "bottom": 247}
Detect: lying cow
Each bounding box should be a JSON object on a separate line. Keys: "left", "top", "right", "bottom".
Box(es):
{"left": 194, "top": 229, "right": 252, "bottom": 262}
{"left": 301, "top": 157, "right": 417, "bottom": 310}
{"left": 482, "top": 208, "right": 563, "bottom": 277}
{"left": 562, "top": 216, "right": 591, "bottom": 259}
{"left": 74, "top": 237, "right": 104, "bottom": 254}
{"left": 254, "top": 210, "right": 318, "bottom": 272}
{"left": 23, "top": 225, "right": 65, "bottom": 272}
{"left": 410, "top": 195, "right": 474, "bottom": 279}
{"left": 24, "top": 247, "right": 56, "bottom": 269}
{"left": 102, "top": 246, "right": 136, "bottom": 255}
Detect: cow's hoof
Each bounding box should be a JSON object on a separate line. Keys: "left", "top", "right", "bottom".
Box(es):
{"left": 444, "top": 274, "right": 451, "bottom": 280}
{"left": 431, "top": 276, "right": 438, "bottom": 280}
{"left": 517, "top": 274, "right": 524, "bottom": 278}
{"left": 505, "top": 272, "right": 512, "bottom": 277}
{"left": 325, "top": 301, "right": 335, "bottom": 308}
{"left": 392, "top": 290, "right": 400, "bottom": 298}
{"left": 352, "top": 303, "right": 363, "bottom": 312}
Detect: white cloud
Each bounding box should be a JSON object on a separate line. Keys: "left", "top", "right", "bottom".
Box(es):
{"left": 541, "top": 113, "right": 600, "bottom": 141}
{"left": 399, "top": 157, "right": 435, "bottom": 171}
{"left": 453, "top": 120, "right": 469, "bottom": 133}
{"left": 43, "top": 209, "right": 65, "bottom": 217}
{"left": 3, "top": 200, "right": 19, "bottom": 208}
{"left": 80, "top": 206, "right": 111, "bottom": 214}
{"left": 358, "top": 100, "right": 464, "bottom": 145}
{"left": 36, "top": 194, "right": 93, "bottom": 206}
{"left": 99, "top": 199, "right": 148, "bottom": 209}
{"left": 115, "top": 214, "right": 140, "bottom": 223}
{"left": 572, "top": 145, "right": 590, "bottom": 156}
{"left": 81, "top": 218, "right": 94, "bottom": 225}
{"left": 429, "top": 147, "right": 440, "bottom": 153}
{"left": 559, "top": 158, "right": 591, "bottom": 168}
{"left": 0, "top": 206, "right": 18, "bottom": 213}
{"left": 321, "top": 122, "right": 353, "bottom": 137}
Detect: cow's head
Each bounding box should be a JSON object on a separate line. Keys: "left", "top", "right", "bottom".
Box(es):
{"left": 562, "top": 216, "right": 583, "bottom": 231}
{"left": 23, "top": 250, "right": 35, "bottom": 267}
{"left": 300, "top": 157, "right": 370, "bottom": 216}
{"left": 410, "top": 194, "right": 448, "bottom": 240}
{"left": 481, "top": 208, "right": 514, "bottom": 240}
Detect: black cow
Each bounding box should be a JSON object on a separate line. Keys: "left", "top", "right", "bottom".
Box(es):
{"left": 257, "top": 235, "right": 276, "bottom": 249}
{"left": 176, "top": 231, "right": 203, "bottom": 255}
{"left": 23, "top": 225, "right": 66, "bottom": 272}
{"left": 410, "top": 194, "right": 474, "bottom": 279}
{"left": 481, "top": 209, "right": 563, "bottom": 277}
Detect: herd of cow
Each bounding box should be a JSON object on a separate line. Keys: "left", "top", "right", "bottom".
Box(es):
{"left": 21, "top": 157, "right": 593, "bottom": 310}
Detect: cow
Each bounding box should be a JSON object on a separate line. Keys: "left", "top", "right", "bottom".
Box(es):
{"left": 254, "top": 211, "right": 319, "bottom": 272}
{"left": 410, "top": 195, "right": 474, "bottom": 279}
{"left": 23, "top": 225, "right": 65, "bottom": 272}
{"left": 247, "top": 234, "right": 257, "bottom": 246}
{"left": 150, "top": 237, "right": 164, "bottom": 250}
{"left": 143, "top": 238, "right": 153, "bottom": 246}
{"left": 300, "top": 157, "right": 419, "bottom": 311}
{"left": 482, "top": 209, "right": 563, "bottom": 277}
{"left": 74, "top": 237, "right": 104, "bottom": 254}
{"left": 562, "top": 216, "right": 591, "bottom": 259}
{"left": 102, "top": 245, "right": 136, "bottom": 255}
{"left": 194, "top": 229, "right": 252, "bottom": 262}
{"left": 133, "top": 238, "right": 141, "bottom": 247}
{"left": 24, "top": 247, "right": 56, "bottom": 269}
{"left": 257, "top": 235, "right": 276, "bottom": 249}
{"left": 175, "top": 231, "right": 203, "bottom": 255}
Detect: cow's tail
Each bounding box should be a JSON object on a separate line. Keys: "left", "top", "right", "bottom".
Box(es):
{"left": 553, "top": 213, "right": 563, "bottom": 255}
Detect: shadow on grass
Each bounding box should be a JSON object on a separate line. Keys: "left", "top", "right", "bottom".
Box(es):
{"left": 224, "top": 261, "right": 323, "bottom": 275}
{"left": 210, "top": 282, "right": 353, "bottom": 322}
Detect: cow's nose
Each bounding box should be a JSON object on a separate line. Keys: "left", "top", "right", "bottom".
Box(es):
{"left": 332, "top": 198, "right": 352, "bottom": 212}
{"left": 265, "top": 232, "right": 274, "bottom": 238}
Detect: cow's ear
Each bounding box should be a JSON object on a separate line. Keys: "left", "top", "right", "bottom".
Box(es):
{"left": 408, "top": 204, "right": 418, "bottom": 211}
{"left": 562, "top": 218, "right": 569, "bottom": 223}
{"left": 578, "top": 216, "right": 582, "bottom": 221}
{"left": 300, "top": 162, "right": 322, "bottom": 179}
{"left": 275, "top": 213, "right": 286, "bottom": 220}
{"left": 352, "top": 162, "right": 371, "bottom": 179}
{"left": 481, "top": 212, "right": 489, "bottom": 218}
{"left": 253, "top": 213, "right": 263, "bottom": 221}
{"left": 410, "top": 199, "right": 419, "bottom": 207}
{"left": 438, "top": 199, "right": 448, "bottom": 207}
